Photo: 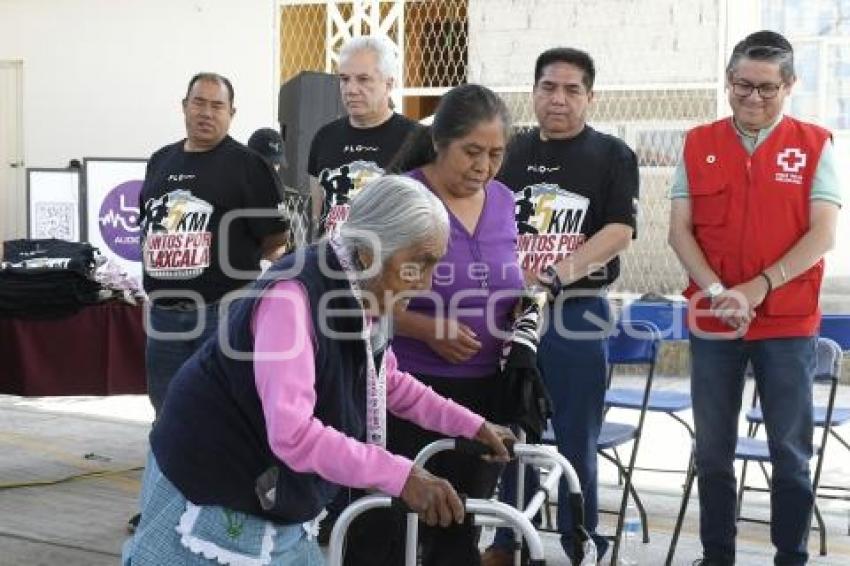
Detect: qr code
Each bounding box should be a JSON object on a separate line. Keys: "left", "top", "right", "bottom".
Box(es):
{"left": 34, "top": 202, "right": 76, "bottom": 240}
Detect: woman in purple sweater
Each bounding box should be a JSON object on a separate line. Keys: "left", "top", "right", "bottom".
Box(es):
{"left": 377, "top": 84, "right": 523, "bottom": 566}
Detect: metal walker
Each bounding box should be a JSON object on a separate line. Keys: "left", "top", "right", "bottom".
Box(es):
{"left": 327, "top": 438, "right": 595, "bottom": 565}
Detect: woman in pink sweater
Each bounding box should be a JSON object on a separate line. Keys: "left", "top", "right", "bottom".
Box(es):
{"left": 122, "top": 175, "right": 513, "bottom": 566}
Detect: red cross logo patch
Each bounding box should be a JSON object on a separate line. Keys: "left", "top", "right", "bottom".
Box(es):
{"left": 777, "top": 148, "right": 807, "bottom": 173}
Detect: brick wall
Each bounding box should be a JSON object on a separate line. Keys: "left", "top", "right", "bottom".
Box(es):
{"left": 468, "top": 0, "right": 721, "bottom": 87}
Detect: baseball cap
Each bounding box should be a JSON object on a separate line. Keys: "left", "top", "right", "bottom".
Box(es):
{"left": 247, "top": 127, "right": 286, "bottom": 167}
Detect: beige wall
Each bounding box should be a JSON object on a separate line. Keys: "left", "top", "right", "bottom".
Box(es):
{"left": 0, "top": 0, "right": 278, "bottom": 170}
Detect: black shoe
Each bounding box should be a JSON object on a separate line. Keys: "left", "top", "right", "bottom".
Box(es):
{"left": 317, "top": 514, "right": 335, "bottom": 546}
{"left": 127, "top": 513, "right": 141, "bottom": 534}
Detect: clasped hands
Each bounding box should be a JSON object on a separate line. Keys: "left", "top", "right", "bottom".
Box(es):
{"left": 710, "top": 276, "right": 771, "bottom": 331}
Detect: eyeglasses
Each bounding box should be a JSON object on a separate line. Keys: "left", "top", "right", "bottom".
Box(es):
{"left": 731, "top": 81, "right": 784, "bottom": 99}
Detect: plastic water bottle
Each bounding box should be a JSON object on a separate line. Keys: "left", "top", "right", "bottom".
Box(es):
{"left": 619, "top": 503, "right": 641, "bottom": 565}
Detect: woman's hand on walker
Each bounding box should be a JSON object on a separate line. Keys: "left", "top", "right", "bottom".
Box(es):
{"left": 400, "top": 465, "right": 465, "bottom": 527}
{"left": 475, "top": 421, "right": 516, "bottom": 463}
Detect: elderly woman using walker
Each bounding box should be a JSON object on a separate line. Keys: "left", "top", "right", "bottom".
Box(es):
{"left": 122, "top": 175, "right": 513, "bottom": 565}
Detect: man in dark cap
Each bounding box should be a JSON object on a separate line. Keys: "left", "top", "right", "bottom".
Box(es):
{"left": 248, "top": 127, "right": 287, "bottom": 173}
{"left": 247, "top": 127, "right": 294, "bottom": 257}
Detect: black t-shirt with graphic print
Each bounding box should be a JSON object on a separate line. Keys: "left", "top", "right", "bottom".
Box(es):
{"left": 497, "top": 125, "right": 639, "bottom": 290}
{"left": 307, "top": 113, "right": 420, "bottom": 234}
{"left": 139, "top": 135, "right": 287, "bottom": 304}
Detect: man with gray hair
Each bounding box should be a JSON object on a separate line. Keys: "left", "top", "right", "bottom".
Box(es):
{"left": 307, "top": 35, "right": 420, "bottom": 238}
{"left": 669, "top": 30, "right": 841, "bottom": 565}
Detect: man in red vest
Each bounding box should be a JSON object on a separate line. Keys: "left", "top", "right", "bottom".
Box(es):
{"left": 669, "top": 30, "right": 841, "bottom": 565}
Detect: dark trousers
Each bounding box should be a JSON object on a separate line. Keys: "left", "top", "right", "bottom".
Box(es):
{"left": 691, "top": 335, "right": 816, "bottom": 565}
{"left": 145, "top": 303, "right": 219, "bottom": 416}
{"left": 344, "top": 373, "right": 502, "bottom": 566}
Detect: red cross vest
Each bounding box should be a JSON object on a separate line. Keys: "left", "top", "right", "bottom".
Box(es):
{"left": 682, "top": 116, "right": 830, "bottom": 340}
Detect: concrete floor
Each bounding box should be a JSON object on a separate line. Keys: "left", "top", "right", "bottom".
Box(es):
{"left": 1, "top": 378, "right": 848, "bottom": 566}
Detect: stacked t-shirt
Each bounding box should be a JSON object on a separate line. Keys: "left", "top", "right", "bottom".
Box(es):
{"left": 0, "top": 239, "right": 106, "bottom": 318}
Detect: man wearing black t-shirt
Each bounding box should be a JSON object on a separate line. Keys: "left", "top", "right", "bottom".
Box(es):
{"left": 307, "top": 35, "right": 419, "bottom": 237}
{"left": 138, "top": 73, "right": 289, "bottom": 416}
{"left": 484, "top": 48, "right": 639, "bottom": 566}
{"left": 308, "top": 37, "right": 420, "bottom": 550}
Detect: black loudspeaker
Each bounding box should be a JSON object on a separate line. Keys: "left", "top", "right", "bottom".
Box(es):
{"left": 278, "top": 71, "right": 345, "bottom": 195}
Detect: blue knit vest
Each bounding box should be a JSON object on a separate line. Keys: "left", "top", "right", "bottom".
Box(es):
{"left": 151, "top": 243, "right": 376, "bottom": 523}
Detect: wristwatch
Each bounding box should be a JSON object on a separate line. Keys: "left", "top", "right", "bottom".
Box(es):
{"left": 705, "top": 282, "right": 725, "bottom": 300}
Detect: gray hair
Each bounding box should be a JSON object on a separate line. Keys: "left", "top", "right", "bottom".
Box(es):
{"left": 726, "top": 31, "right": 795, "bottom": 83}
{"left": 339, "top": 35, "right": 398, "bottom": 82}
{"left": 339, "top": 175, "right": 448, "bottom": 267}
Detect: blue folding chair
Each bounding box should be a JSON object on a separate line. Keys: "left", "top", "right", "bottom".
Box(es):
{"left": 614, "top": 300, "right": 695, "bottom": 474}
{"left": 735, "top": 337, "right": 845, "bottom": 555}
{"left": 810, "top": 315, "right": 850, "bottom": 534}
{"left": 819, "top": 314, "right": 850, "bottom": 350}
{"left": 598, "top": 320, "right": 662, "bottom": 565}
{"left": 604, "top": 362, "right": 694, "bottom": 478}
